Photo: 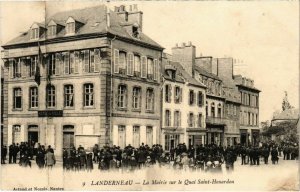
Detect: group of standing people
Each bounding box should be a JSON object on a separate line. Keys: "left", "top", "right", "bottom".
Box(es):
{"left": 1, "top": 142, "right": 56, "bottom": 168}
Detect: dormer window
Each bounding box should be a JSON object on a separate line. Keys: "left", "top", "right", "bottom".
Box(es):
{"left": 31, "top": 28, "right": 39, "bottom": 39}
{"left": 132, "top": 24, "right": 139, "bottom": 38}
{"left": 47, "top": 25, "right": 56, "bottom": 37}
{"left": 66, "top": 22, "right": 75, "bottom": 34}
{"left": 30, "top": 23, "right": 45, "bottom": 40}
{"left": 66, "top": 17, "right": 76, "bottom": 35}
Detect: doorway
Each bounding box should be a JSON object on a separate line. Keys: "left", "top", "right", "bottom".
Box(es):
{"left": 63, "top": 125, "right": 74, "bottom": 149}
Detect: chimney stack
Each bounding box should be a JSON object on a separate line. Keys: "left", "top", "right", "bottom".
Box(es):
{"left": 127, "top": 4, "right": 143, "bottom": 31}
{"left": 172, "top": 41, "right": 196, "bottom": 77}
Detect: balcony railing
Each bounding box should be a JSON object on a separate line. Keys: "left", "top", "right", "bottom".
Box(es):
{"left": 206, "top": 116, "right": 227, "bottom": 125}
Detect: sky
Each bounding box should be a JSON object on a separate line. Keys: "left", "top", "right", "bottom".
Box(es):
{"left": 0, "top": 1, "right": 299, "bottom": 124}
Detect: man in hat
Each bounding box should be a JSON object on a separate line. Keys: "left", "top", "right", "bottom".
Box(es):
{"left": 1, "top": 145, "right": 7, "bottom": 164}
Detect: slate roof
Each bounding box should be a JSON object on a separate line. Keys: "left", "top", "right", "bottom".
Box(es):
{"left": 3, "top": 5, "right": 163, "bottom": 49}
{"left": 194, "top": 66, "right": 221, "bottom": 81}
{"left": 163, "top": 61, "right": 206, "bottom": 88}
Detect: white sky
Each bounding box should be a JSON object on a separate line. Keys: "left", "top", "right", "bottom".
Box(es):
{"left": 0, "top": 1, "right": 299, "bottom": 124}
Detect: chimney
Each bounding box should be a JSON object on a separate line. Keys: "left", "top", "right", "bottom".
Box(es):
{"left": 172, "top": 41, "right": 196, "bottom": 77}
{"left": 128, "top": 4, "right": 143, "bottom": 31}
{"left": 216, "top": 58, "right": 234, "bottom": 81}
{"left": 116, "top": 5, "right": 129, "bottom": 22}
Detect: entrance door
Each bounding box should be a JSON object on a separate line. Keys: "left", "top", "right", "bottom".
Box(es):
{"left": 133, "top": 126, "right": 140, "bottom": 148}
{"left": 170, "top": 139, "right": 175, "bottom": 149}
{"left": 63, "top": 125, "right": 74, "bottom": 149}
{"left": 241, "top": 133, "right": 247, "bottom": 146}
{"left": 28, "top": 132, "right": 38, "bottom": 146}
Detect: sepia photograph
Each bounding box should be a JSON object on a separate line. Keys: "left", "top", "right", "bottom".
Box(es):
{"left": 0, "top": 0, "right": 299, "bottom": 191}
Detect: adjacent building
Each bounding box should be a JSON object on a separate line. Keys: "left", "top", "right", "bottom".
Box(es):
{"left": 234, "top": 75, "right": 260, "bottom": 146}
{"left": 161, "top": 52, "right": 206, "bottom": 150}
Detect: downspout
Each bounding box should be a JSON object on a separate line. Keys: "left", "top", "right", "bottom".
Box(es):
{"left": 109, "top": 35, "right": 117, "bottom": 146}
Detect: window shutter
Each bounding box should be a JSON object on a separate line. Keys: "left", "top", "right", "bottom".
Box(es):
{"left": 127, "top": 53, "right": 131, "bottom": 75}
{"left": 55, "top": 53, "right": 60, "bottom": 75}
{"left": 153, "top": 59, "right": 157, "bottom": 80}
{"left": 21, "top": 59, "right": 27, "bottom": 77}
{"left": 84, "top": 50, "right": 89, "bottom": 73}
{"left": 90, "top": 50, "right": 95, "bottom": 72}
{"left": 169, "top": 111, "right": 171, "bottom": 127}
{"left": 141, "top": 56, "right": 147, "bottom": 78}
{"left": 114, "top": 49, "right": 119, "bottom": 73}
{"left": 74, "top": 51, "right": 79, "bottom": 73}
{"left": 168, "top": 84, "right": 172, "bottom": 103}
{"left": 9, "top": 60, "right": 13, "bottom": 78}
{"left": 187, "top": 113, "right": 190, "bottom": 127}
{"left": 179, "top": 88, "right": 183, "bottom": 103}
{"left": 174, "top": 86, "right": 177, "bottom": 103}
{"left": 130, "top": 53, "right": 134, "bottom": 75}
{"left": 64, "top": 52, "right": 69, "bottom": 74}
{"left": 94, "top": 49, "right": 100, "bottom": 72}
{"left": 179, "top": 111, "right": 181, "bottom": 127}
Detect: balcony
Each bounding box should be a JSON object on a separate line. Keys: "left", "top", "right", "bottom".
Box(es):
{"left": 206, "top": 116, "right": 226, "bottom": 126}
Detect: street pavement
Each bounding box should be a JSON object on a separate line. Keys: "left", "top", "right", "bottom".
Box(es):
{"left": 1, "top": 156, "right": 299, "bottom": 191}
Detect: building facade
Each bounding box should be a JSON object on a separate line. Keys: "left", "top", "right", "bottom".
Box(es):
{"left": 234, "top": 75, "right": 260, "bottom": 146}
{"left": 1, "top": 5, "right": 163, "bottom": 157}
{"left": 161, "top": 54, "right": 206, "bottom": 150}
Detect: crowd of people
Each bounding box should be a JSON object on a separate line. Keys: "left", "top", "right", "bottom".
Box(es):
{"left": 1, "top": 140, "right": 298, "bottom": 173}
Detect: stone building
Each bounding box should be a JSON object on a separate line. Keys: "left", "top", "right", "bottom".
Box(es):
{"left": 161, "top": 52, "right": 206, "bottom": 150}
{"left": 168, "top": 42, "right": 260, "bottom": 147}
{"left": 1, "top": 5, "right": 163, "bottom": 156}
{"left": 234, "top": 75, "right": 260, "bottom": 146}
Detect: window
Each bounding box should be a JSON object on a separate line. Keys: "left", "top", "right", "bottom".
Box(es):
{"left": 29, "top": 87, "right": 38, "bottom": 108}
{"left": 64, "top": 85, "right": 74, "bottom": 107}
{"left": 13, "top": 88, "right": 22, "bottom": 109}
{"left": 174, "top": 86, "right": 182, "bottom": 104}
{"left": 66, "top": 22, "right": 75, "bottom": 34}
{"left": 134, "top": 55, "right": 141, "bottom": 76}
{"left": 133, "top": 126, "right": 140, "bottom": 148}
{"left": 46, "top": 85, "right": 55, "bottom": 108}
{"left": 206, "top": 102, "right": 208, "bottom": 116}
{"left": 141, "top": 56, "right": 147, "bottom": 78}
{"left": 118, "top": 125, "right": 126, "bottom": 148}
{"left": 189, "top": 90, "right": 195, "bottom": 105}
{"left": 47, "top": 25, "right": 56, "bottom": 37}
{"left": 198, "top": 113, "right": 202, "bottom": 127}
{"left": 30, "top": 56, "right": 37, "bottom": 77}
{"left": 217, "top": 104, "right": 222, "bottom": 118}
{"left": 146, "top": 88, "right": 154, "bottom": 111}
{"left": 89, "top": 49, "right": 101, "bottom": 73}
{"left": 147, "top": 58, "right": 154, "bottom": 79}
{"left": 153, "top": 59, "right": 158, "bottom": 80}
{"left": 31, "top": 28, "right": 39, "bottom": 39}
{"left": 188, "top": 113, "right": 194, "bottom": 127}
{"left": 165, "top": 84, "right": 171, "bottom": 103}
{"left": 252, "top": 113, "right": 255, "bottom": 126}
{"left": 10, "top": 59, "right": 21, "bottom": 78}
{"left": 132, "top": 87, "right": 141, "bottom": 110}
{"left": 83, "top": 50, "right": 90, "bottom": 73}
{"left": 117, "top": 85, "right": 127, "bottom": 108}
{"left": 256, "top": 114, "right": 258, "bottom": 125}
{"left": 211, "top": 102, "right": 215, "bottom": 117}
{"left": 248, "top": 112, "right": 251, "bottom": 125}
{"left": 114, "top": 49, "right": 119, "bottom": 73}
{"left": 197, "top": 91, "right": 203, "bottom": 107}
{"left": 127, "top": 53, "right": 134, "bottom": 76}
{"left": 174, "top": 111, "right": 181, "bottom": 127}
{"left": 119, "top": 52, "right": 126, "bottom": 74}
{"left": 132, "top": 26, "right": 139, "bottom": 38}
{"left": 165, "top": 110, "right": 171, "bottom": 126}
{"left": 84, "top": 84, "right": 94, "bottom": 107}
{"left": 63, "top": 52, "right": 70, "bottom": 74}
{"left": 146, "top": 126, "right": 153, "bottom": 146}
{"left": 47, "top": 54, "right": 56, "bottom": 76}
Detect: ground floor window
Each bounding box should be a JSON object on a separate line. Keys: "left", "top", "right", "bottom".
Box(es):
{"left": 133, "top": 126, "right": 140, "bottom": 148}
{"left": 146, "top": 126, "right": 153, "bottom": 146}
{"left": 164, "top": 134, "right": 180, "bottom": 151}
{"left": 13, "top": 125, "right": 21, "bottom": 144}
{"left": 118, "top": 125, "right": 126, "bottom": 148}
